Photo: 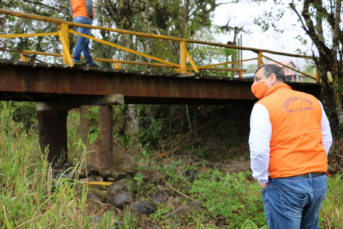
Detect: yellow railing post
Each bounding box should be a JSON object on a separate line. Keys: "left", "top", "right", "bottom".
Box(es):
{"left": 114, "top": 62, "right": 122, "bottom": 69}
{"left": 258, "top": 51, "right": 263, "bottom": 66}
{"left": 316, "top": 69, "right": 320, "bottom": 83}
{"left": 21, "top": 51, "right": 29, "bottom": 62}
{"left": 58, "top": 23, "right": 73, "bottom": 66}
{"left": 239, "top": 71, "right": 242, "bottom": 79}
{"left": 180, "top": 41, "right": 187, "bottom": 74}
{"left": 186, "top": 51, "right": 199, "bottom": 74}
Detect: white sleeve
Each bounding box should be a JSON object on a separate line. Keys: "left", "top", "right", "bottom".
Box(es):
{"left": 319, "top": 101, "right": 332, "bottom": 155}
{"left": 249, "top": 103, "right": 271, "bottom": 185}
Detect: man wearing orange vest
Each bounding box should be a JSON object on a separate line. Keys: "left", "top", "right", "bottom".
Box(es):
{"left": 249, "top": 64, "right": 332, "bottom": 229}
{"left": 69, "top": 0, "right": 98, "bottom": 67}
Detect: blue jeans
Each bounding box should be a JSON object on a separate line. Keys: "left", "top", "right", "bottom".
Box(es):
{"left": 261, "top": 174, "right": 327, "bottom": 229}
{"left": 72, "top": 16, "right": 94, "bottom": 65}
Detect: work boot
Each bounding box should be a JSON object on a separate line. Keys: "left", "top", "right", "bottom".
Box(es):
{"left": 72, "top": 60, "right": 86, "bottom": 67}
{"left": 88, "top": 62, "right": 100, "bottom": 67}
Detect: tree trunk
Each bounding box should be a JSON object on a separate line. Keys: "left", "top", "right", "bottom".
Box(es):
{"left": 330, "top": 59, "right": 343, "bottom": 124}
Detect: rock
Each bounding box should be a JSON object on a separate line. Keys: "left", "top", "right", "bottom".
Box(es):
{"left": 113, "top": 148, "right": 140, "bottom": 174}
{"left": 62, "top": 162, "right": 74, "bottom": 170}
{"left": 173, "top": 197, "right": 183, "bottom": 207}
{"left": 51, "top": 163, "right": 66, "bottom": 179}
{"left": 109, "top": 191, "right": 133, "bottom": 208}
{"left": 116, "top": 178, "right": 138, "bottom": 192}
{"left": 187, "top": 200, "right": 202, "bottom": 208}
{"left": 151, "top": 191, "right": 166, "bottom": 204}
{"left": 79, "top": 176, "right": 96, "bottom": 183}
{"left": 107, "top": 178, "right": 138, "bottom": 194}
{"left": 107, "top": 183, "right": 125, "bottom": 195}
{"left": 79, "top": 165, "right": 99, "bottom": 179}
{"left": 87, "top": 189, "right": 109, "bottom": 203}
{"left": 94, "top": 175, "right": 104, "bottom": 182}
{"left": 143, "top": 221, "right": 162, "bottom": 229}
{"left": 87, "top": 192, "right": 103, "bottom": 203}
{"left": 163, "top": 205, "right": 189, "bottom": 219}
{"left": 130, "top": 201, "right": 157, "bottom": 215}
{"left": 185, "top": 169, "right": 197, "bottom": 182}
{"left": 99, "top": 168, "right": 122, "bottom": 182}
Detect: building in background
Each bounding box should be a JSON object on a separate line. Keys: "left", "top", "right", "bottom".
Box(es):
{"left": 265, "top": 60, "right": 306, "bottom": 82}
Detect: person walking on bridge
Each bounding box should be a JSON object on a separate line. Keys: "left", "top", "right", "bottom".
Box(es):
{"left": 69, "top": 0, "right": 99, "bottom": 67}
{"left": 249, "top": 64, "right": 332, "bottom": 229}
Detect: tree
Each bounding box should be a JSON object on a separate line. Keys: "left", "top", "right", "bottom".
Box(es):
{"left": 253, "top": 0, "right": 343, "bottom": 126}
{"left": 246, "top": 64, "right": 257, "bottom": 73}
{"left": 0, "top": 0, "right": 71, "bottom": 62}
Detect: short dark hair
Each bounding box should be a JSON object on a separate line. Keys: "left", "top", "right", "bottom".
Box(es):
{"left": 255, "top": 64, "right": 286, "bottom": 82}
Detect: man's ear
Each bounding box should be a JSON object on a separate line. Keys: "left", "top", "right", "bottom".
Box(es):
{"left": 270, "top": 73, "right": 277, "bottom": 84}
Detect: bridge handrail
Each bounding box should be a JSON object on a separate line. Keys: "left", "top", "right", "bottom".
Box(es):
{"left": 0, "top": 8, "right": 313, "bottom": 59}
{"left": 0, "top": 8, "right": 319, "bottom": 82}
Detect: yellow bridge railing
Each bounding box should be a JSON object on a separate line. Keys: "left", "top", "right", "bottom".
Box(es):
{"left": 0, "top": 8, "right": 319, "bottom": 82}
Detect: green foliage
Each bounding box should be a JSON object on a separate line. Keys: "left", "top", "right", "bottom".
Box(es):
{"left": 0, "top": 105, "right": 122, "bottom": 227}
{"left": 139, "top": 118, "right": 163, "bottom": 148}
{"left": 118, "top": 206, "right": 138, "bottom": 229}
{"left": 241, "top": 219, "right": 267, "bottom": 229}
{"left": 246, "top": 64, "right": 258, "bottom": 74}
{"left": 0, "top": 101, "right": 37, "bottom": 134}
{"left": 83, "top": 107, "right": 100, "bottom": 124}
{"left": 191, "top": 170, "right": 266, "bottom": 227}
{"left": 320, "top": 173, "right": 343, "bottom": 228}
{"left": 1, "top": 101, "right": 342, "bottom": 229}
{"left": 82, "top": 107, "right": 100, "bottom": 144}
{"left": 89, "top": 127, "right": 100, "bottom": 144}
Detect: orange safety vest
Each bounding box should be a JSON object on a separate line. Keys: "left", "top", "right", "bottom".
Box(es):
{"left": 258, "top": 83, "right": 327, "bottom": 178}
{"left": 71, "top": 0, "right": 90, "bottom": 18}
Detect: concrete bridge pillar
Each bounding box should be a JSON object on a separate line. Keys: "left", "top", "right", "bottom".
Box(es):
{"left": 36, "top": 95, "right": 123, "bottom": 167}
{"left": 80, "top": 105, "right": 114, "bottom": 170}
{"left": 37, "top": 105, "right": 68, "bottom": 163}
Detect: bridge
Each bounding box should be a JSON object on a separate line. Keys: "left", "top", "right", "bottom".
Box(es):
{"left": 0, "top": 9, "right": 321, "bottom": 168}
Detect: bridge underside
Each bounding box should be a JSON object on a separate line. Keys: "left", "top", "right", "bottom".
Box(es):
{"left": 0, "top": 59, "right": 322, "bottom": 166}
{"left": 0, "top": 59, "right": 321, "bottom": 105}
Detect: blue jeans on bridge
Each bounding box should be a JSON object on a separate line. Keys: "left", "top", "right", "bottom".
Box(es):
{"left": 261, "top": 174, "right": 327, "bottom": 229}
{"left": 72, "top": 16, "right": 95, "bottom": 66}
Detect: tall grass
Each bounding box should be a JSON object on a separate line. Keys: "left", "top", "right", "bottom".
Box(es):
{"left": 0, "top": 101, "right": 343, "bottom": 228}
{"left": 0, "top": 102, "right": 116, "bottom": 228}
{"left": 321, "top": 174, "right": 343, "bottom": 228}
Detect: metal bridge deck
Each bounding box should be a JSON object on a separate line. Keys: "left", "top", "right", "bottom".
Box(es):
{"left": 0, "top": 59, "right": 321, "bottom": 105}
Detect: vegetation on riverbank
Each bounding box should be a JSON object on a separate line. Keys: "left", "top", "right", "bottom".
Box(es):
{"left": 1, "top": 101, "right": 343, "bottom": 228}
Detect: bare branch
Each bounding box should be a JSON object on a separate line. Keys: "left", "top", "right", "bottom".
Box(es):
{"left": 23, "top": 0, "right": 61, "bottom": 12}
{"left": 301, "top": 0, "right": 331, "bottom": 60}
{"left": 332, "top": 0, "right": 342, "bottom": 52}
{"left": 289, "top": 2, "right": 309, "bottom": 33}
{"left": 314, "top": 0, "right": 335, "bottom": 29}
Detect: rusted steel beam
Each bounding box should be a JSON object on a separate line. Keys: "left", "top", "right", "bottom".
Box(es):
{"left": 35, "top": 94, "right": 124, "bottom": 110}
{"left": 0, "top": 60, "right": 321, "bottom": 104}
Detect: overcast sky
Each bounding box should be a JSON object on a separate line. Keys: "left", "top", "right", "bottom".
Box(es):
{"left": 213, "top": 1, "right": 315, "bottom": 70}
